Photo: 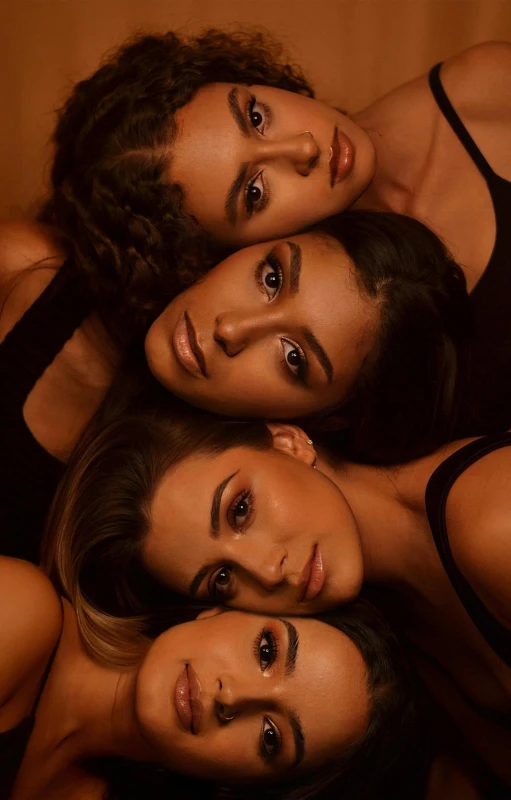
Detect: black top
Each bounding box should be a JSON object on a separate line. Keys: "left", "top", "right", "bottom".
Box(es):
{"left": 0, "top": 631, "right": 60, "bottom": 799}
{"left": 429, "top": 63, "right": 511, "bottom": 436}
{"left": 0, "top": 261, "right": 92, "bottom": 563}
{"left": 425, "top": 431, "right": 511, "bottom": 736}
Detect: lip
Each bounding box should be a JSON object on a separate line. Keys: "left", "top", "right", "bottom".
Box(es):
{"left": 174, "top": 664, "right": 203, "bottom": 734}
{"left": 299, "top": 545, "right": 326, "bottom": 603}
{"left": 329, "top": 126, "right": 354, "bottom": 187}
{"left": 172, "top": 312, "right": 208, "bottom": 378}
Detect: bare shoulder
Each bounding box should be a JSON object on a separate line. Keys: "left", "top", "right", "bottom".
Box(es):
{"left": 0, "top": 219, "right": 65, "bottom": 279}
{"left": 440, "top": 41, "right": 511, "bottom": 117}
{"left": 445, "top": 441, "right": 511, "bottom": 628}
{"left": 0, "top": 556, "right": 62, "bottom": 708}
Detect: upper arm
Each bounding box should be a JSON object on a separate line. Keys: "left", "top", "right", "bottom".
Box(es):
{"left": 446, "top": 451, "right": 511, "bottom": 628}
{"left": 0, "top": 556, "right": 62, "bottom": 708}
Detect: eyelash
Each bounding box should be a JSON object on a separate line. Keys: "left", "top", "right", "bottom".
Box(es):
{"left": 245, "top": 95, "right": 271, "bottom": 216}
{"left": 207, "top": 565, "right": 235, "bottom": 602}
{"left": 255, "top": 251, "right": 283, "bottom": 300}
{"left": 228, "top": 489, "right": 254, "bottom": 532}
{"left": 280, "top": 340, "right": 308, "bottom": 386}
{"left": 255, "top": 254, "right": 308, "bottom": 386}
{"left": 254, "top": 628, "right": 282, "bottom": 761}
{"left": 253, "top": 627, "right": 279, "bottom": 671}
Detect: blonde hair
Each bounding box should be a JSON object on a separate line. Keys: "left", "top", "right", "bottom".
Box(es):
{"left": 42, "top": 408, "right": 272, "bottom": 666}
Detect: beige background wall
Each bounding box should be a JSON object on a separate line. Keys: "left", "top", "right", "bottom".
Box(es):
{"left": 1, "top": 0, "right": 510, "bottom": 217}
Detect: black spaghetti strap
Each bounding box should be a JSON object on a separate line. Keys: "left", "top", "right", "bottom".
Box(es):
{"left": 429, "top": 62, "right": 497, "bottom": 183}
{"left": 425, "top": 433, "right": 511, "bottom": 667}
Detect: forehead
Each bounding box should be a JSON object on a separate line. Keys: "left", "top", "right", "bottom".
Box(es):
{"left": 280, "top": 618, "right": 370, "bottom": 767}
{"left": 169, "top": 84, "right": 239, "bottom": 183}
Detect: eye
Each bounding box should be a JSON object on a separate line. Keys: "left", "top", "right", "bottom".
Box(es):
{"left": 281, "top": 339, "right": 306, "bottom": 382}
{"left": 246, "top": 171, "right": 266, "bottom": 215}
{"left": 258, "top": 630, "right": 277, "bottom": 671}
{"left": 260, "top": 718, "right": 282, "bottom": 761}
{"left": 209, "top": 565, "right": 233, "bottom": 600}
{"left": 257, "top": 254, "right": 282, "bottom": 300}
{"left": 228, "top": 490, "right": 253, "bottom": 532}
{"left": 248, "top": 96, "right": 269, "bottom": 134}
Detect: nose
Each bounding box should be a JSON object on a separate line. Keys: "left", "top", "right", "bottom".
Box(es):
{"left": 257, "top": 130, "right": 320, "bottom": 175}
{"left": 237, "top": 543, "right": 288, "bottom": 592}
{"left": 215, "top": 675, "right": 276, "bottom": 721}
{"left": 214, "top": 308, "right": 277, "bottom": 357}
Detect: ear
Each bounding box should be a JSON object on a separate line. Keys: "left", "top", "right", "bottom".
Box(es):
{"left": 265, "top": 423, "right": 316, "bottom": 467}
{"left": 196, "top": 606, "right": 225, "bottom": 621}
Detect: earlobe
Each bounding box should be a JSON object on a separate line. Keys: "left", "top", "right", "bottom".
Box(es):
{"left": 265, "top": 422, "right": 317, "bottom": 467}
{"left": 196, "top": 606, "right": 225, "bottom": 621}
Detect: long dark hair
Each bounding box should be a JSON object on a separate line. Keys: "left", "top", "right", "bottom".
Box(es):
{"left": 92, "top": 601, "right": 428, "bottom": 800}
{"left": 309, "top": 210, "right": 473, "bottom": 464}
{"left": 39, "top": 29, "right": 313, "bottom": 347}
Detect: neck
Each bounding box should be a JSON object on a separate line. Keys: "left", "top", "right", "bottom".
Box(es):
{"left": 318, "top": 454, "right": 437, "bottom": 594}
{"left": 42, "top": 602, "right": 154, "bottom": 766}
{"left": 350, "top": 88, "right": 436, "bottom": 215}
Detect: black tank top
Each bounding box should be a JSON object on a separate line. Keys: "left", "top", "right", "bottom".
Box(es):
{"left": 425, "top": 431, "right": 511, "bottom": 739}
{"left": 425, "top": 434, "right": 511, "bottom": 797}
{"left": 429, "top": 64, "right": 511, "bottom": 436}
{"left": 425, "top": 432, "right": 511, "bottom": 666}
{"left": 0, "top": 261, "right": 92, "bottom": 563}
{"left": 0, "top": 618, "right": 61, "bottom": 799}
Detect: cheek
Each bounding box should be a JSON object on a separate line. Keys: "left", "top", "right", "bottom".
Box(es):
{"left": 169, "top": 724, "right": 263, "bottom": 780}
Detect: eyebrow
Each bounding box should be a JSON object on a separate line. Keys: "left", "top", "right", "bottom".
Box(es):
{"left": 287, "top": 241, "right": 302, "bottom": 296}
{"left": 189, "top": 565, "right": 209, "bottom": 598}
{"left": 188, "top": 470, "right": 239, "bottom": 598}
{"left": 228, "top": 86, "right": 250, "bottom": 137}
{"left": 280, "top": 618, "right": 299, "bottom": 676}
{"left": 224, "top": 87, "right": 251, "bottom": 226}
{"left": 225, "top": 162, "right": 250, "bottom": 226}
{"left": 279, "top": 619, "right": 305, "bottom": 768}
{"left": 289, "top": 710, "right": 305, "bottom": 768}
{"left": 210, "top": 471, "right": 239, "bottom": 538}
{"left": 283, "top": 241, "right": 333, "bottom": 385}
{"left": 303, "top": 328, "right": 333, "bottom": 384}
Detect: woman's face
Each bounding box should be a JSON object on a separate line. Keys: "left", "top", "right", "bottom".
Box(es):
{"left": 168, "top": 83, "right": 375, "bottom": 247}
{"left": 145, "top": 232, "right": 379, "bottom": 418}
{"left": 136, "top": 609, "right": 369, "bottom": 780}
{"left": 143, "top": 427, "right": 365, "bottom": 615}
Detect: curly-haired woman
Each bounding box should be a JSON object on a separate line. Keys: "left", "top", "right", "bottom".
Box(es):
{"left": 31, "top": 31, "right": 511, "bottom": 439}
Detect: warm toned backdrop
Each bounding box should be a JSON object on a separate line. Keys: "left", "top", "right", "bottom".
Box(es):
{"left": 1, "top": 0, "right": 510, "bottom": 217}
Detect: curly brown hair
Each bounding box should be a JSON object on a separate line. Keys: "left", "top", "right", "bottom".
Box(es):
{"left": 39, "top": 29, "right": 314, "bottom": 346}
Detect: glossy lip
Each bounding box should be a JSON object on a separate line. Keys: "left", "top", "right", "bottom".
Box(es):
{"left": 172, "top": 312, "right": 208, "bottom": 378}
{"left": 329, "top": 126, "right": 354, "bottom": 187}
{"left": 174, "top": 664, "right": 203, "bottom": 735}
{"left": 298, "top": 545, "right": 326, "bottom": 603}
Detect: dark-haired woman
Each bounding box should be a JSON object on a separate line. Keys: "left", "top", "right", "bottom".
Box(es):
{"left": 0, "top": 555, "right": 421, "bottom": 800}
{"left": 0, "top": 211, "right": 470, "bottom": 563}
{"left": 33, "top": 32, "right": 511, "bottom": 435}
{"left": 43, "top": 411, "right": 511, "bottom": 791}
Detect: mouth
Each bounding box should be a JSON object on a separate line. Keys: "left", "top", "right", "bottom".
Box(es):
{"left": 329, "top": 126, "right": 354, "bottom": 187}
{"left": 172, "top": 311, "right": 208, "bottom": 378}
{"left": 298, "top": 544, "right": 326, "bottom": 603}
{"left": 174, "top": 664, "right": 203, "bottom": 735}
